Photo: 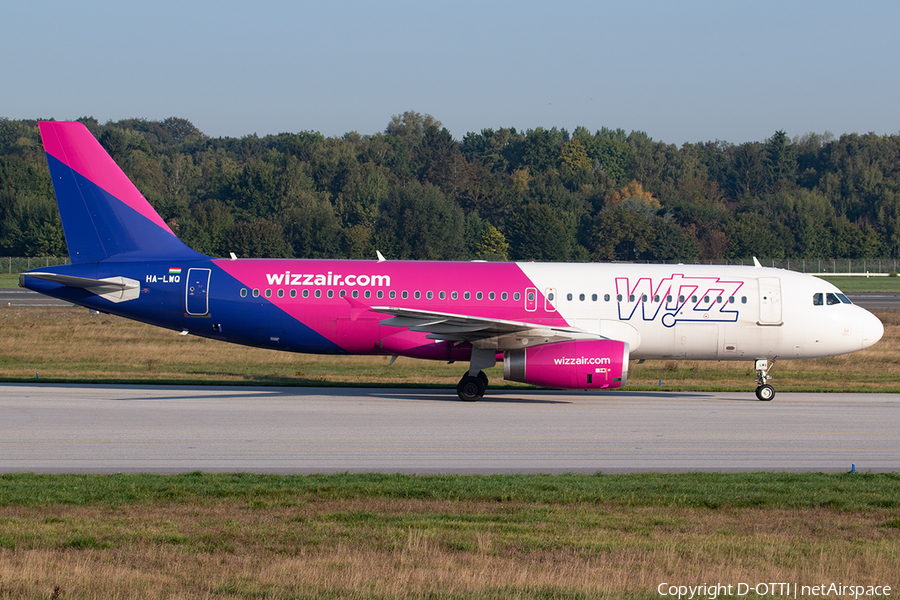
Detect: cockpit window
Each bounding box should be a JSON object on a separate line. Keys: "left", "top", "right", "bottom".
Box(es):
{"left": 836, "top": 293, "right": 852, "bottom": 304}
{"left": 826, "top": 293, "right": 841, "bottom": 305}
{"left": 813, "top": 293, "right": 823, "bottom": 306}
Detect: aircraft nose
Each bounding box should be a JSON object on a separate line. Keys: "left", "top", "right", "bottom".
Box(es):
{"left": 860, "top": 309, "right": 884, "bottom": 350}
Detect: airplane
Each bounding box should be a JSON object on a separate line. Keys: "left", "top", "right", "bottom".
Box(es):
{"left": 20, "top": 121, "right": 884, "bottom": 402}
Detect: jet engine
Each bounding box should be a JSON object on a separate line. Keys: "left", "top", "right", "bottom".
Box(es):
{"left": 503, "top": 339, "right": 629, "bottom": 390}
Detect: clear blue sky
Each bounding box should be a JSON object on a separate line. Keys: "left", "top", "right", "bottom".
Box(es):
{"left": 4, "top": 0, "right": 898, "bottom": 144}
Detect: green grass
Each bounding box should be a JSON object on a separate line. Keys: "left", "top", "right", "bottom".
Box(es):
{"left": 2, "top": 472, "right": 899, "bottom": 510}
{"left": 0, "top": 273, "right": 19, "bottom": 288}
{"left": 818, "top": 275, "right": 900, "bottom": 292}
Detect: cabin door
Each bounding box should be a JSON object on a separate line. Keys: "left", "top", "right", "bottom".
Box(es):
{"left": 758, "top": 277, "right": 782, "bottom": 325}
{"left": 186, "top": 268, "right": 211, "bottom": 316}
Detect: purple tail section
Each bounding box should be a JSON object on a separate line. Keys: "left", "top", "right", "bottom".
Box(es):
{"left": 39, "top": 121, "right": 203, "bottom": 263}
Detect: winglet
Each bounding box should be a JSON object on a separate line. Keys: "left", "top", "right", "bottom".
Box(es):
{"left": 376, "top": 250, "right": 386, "bottom": 262}
{"left": 753, "top": 257, "right": 762, "bottom": 268}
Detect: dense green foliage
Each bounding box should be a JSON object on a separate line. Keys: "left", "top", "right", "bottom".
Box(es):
{"left": 2, "top": 113, "right": 899, "bottom": 261}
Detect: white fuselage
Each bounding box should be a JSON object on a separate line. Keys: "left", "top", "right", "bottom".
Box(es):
{"left": 516, "top": 263, "right": 883, "bottom": 361}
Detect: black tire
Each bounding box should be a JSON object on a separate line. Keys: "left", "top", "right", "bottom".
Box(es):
{"left": 755, "top": 384, "right": 775, "bottom": 401}
{"left": 457, "top": 374, "right": 486, "bottom": 402}
{"left": 477, "top": 371, "right": 489, "bottom": 387}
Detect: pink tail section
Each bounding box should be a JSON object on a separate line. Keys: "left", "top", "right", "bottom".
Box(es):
{"left": 39, "top": 121, "right": 202, "bottom": 262}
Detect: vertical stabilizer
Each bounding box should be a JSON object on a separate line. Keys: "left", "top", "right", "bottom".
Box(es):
{"left": 39, "top": 121, "right": 204, "bottom": 262}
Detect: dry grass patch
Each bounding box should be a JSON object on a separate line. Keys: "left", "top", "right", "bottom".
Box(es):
{"left": 1, "top": 499, "right": 898, "bottom": 599}
{"left": 1, "top": 307, "right": 898, "bottom": 392}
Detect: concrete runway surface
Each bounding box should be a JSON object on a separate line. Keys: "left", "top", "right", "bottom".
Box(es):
{"left": 1, "top": 383, "right": 897, "bottom": 474}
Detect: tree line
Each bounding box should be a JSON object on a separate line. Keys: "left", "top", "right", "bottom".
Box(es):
{"left": 1, "top": 113, "right": 899, "bottom": 262}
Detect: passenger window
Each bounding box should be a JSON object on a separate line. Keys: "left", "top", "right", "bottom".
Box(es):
{"left": 617, "top": 294, "right": 623, "bottom": 302}
{"left": 641, "top": 294, "right": 647, "bottom": 302}
{"left": 579, "top": 294, "right": 585, "bottom": 301}
{"left": 501, "top": 292, "right": 508, "bottom": 301}
{"left": 476, "top": 292, "right": 483, "bottom": 300}
{"left": 592, "top": 294, "right": 597, "bottom": 301}
{"left": 402, "top": 291, "right": 408, "bottom": 299}
{"left": 265, "top": 289, "right": 272, "bottom": 298}
{"left": 315, "top": 290, "right": 322, "bottom": 298}
{"left": 741, "top": 296, "right": 747, "bottom": 304}
{"left": 377, "top": 290, "right": 383, "bottom": 299}
{"left": 303, "top": 289, "right": 309, "bottom": 298}
{"left": 389, "top": 290, "right": 396, "bottom": 299}
{"left": 339, "top": 290, "right": 346, "bottom": 298}
{"left": 526, "top": 292, "right": 533, "bottom": 301}
{"left": 813, "top": 293, "right": 823, "bottom": 306}
{"left": 513, "top": 292, "right": 520, "bottom": 301}
{"left": 489, "top": 292, "right": 495, "bottom": 300}
{"left": 452, "top": 291, "right": 459, "bottom": 300}
{"left": 440, "top": 291, "right": 446, "bottom": 300}
{"left": 328, "top": 290, "right": 334, "bottom": 298}
{"left": 278, "top": 289, "right": 284, "bottom": 298}
{"left": 352, "top": 290, "right": 358, "bottom": 299}
{"left": 414, "top": 291, "right": 421, "bottom": 299}
{"left": 604, "top": 294, "right": 610, "bottom": 301}
{"left": 252, "top": 289, "right": 259, "bottom": 297}
{"left": 240, "top": 288, "right": 247, "bottom": 298}
{"left": 364, "top": 290, "right": 371, "bottom": 299}
{"left": 426, "top": 291, "right": 432, "bottom": 299}
{"left": 290, "top": 289, "right": 297, "bottom": 298}
{"left": 465, "top": 292, "right": 471, "bottom": 300}
{"left": 629, "top": 295, "right": 635, "bottom": 302}
{"left": 567, "top": 293, "right": 573, "bottom": 301}
{"left": 826, "top": 293, "right": 840, "bottom": 305}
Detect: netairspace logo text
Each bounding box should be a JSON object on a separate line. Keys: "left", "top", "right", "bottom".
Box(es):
{"left": 657, "top": 582, "right": 892, "bottom": 599}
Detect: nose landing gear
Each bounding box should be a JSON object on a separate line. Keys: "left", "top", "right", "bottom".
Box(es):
{"left": 755, "top": 359, "right": 775, "bottom": 401}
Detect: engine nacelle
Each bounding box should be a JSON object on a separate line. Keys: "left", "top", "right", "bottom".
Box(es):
{"left": 503, "top": 339, "right": 629, "bottom": 390}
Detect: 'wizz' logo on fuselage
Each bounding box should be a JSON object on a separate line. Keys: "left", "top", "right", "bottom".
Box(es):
{"left": 615, "top": 275, "right": 744, "bottom": 328}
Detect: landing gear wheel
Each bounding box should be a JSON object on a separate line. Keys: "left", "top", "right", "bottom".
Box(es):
{"left": 477, "top": 371, "right": 488, "bottom": 387}
{"left": 755, "top": 384, "right": 775, "bottom": 401}
{"left": 754, "top": 359, "right": 776, "bottom": 402}
{"left": 457, "top": 374, "right": 486, "bottom": 402}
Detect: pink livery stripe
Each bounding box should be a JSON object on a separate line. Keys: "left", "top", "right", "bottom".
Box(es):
{"left": 214, "top": 258, "right": 570, "bottom": 352}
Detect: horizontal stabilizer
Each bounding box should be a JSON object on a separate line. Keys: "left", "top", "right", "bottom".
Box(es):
{"left": 20, "top": 272, "right": 141, "bottom": 303}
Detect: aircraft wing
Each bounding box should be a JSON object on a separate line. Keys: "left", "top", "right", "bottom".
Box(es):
{"left": 371, "top": 306, "right": 600, "bottom": 350}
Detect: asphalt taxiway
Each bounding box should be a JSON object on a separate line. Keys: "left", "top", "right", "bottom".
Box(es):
{"left": 1, "top": 384, "right": 897, "bottom": 474}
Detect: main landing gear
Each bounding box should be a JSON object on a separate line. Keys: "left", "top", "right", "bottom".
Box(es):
{"left": 457, "top": 348, "right": 496, "bottom": 401}
{"left": 754, "top": 359, "right": 775, "bottom": 401}
{"left": 457, "top": 371, "right": 488, "bottom": 401}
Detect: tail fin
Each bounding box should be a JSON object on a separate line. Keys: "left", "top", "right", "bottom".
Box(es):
{"left": 39, "top": 121, "right": 204, "bottom": 263}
